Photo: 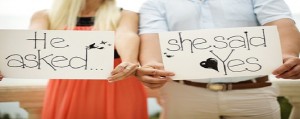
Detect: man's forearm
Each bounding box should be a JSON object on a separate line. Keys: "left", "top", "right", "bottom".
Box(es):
{"left": 139, "top": 34, "right": 163, "bottom": 66}
{"left": 264, "top": 18, "right": 300, "bottom": 57}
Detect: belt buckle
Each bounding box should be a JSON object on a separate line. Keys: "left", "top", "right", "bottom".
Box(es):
{"left": 207, "top": 83, "right": 225, "bottom": 91}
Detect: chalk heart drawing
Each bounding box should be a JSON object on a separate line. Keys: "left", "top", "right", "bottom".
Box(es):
{"left": 200, "top": 58, "right": 219, "bottom": 72}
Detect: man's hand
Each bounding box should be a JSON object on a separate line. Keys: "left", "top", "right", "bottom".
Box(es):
{"left": 135, "top": 63, "right": 175, "bottom": 89}
{"left": 273, "top": 55, "right": 300, "bottom": 79}
{"left": 108, "top": 62, "right": 139, "bottom": 82}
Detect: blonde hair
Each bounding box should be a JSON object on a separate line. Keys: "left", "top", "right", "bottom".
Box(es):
{"left": 48, "top": 0, "right": 120, "bottom": 30}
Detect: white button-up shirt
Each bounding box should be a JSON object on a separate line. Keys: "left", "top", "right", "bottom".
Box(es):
{"left": 139, "top": 0, "right": 293, "bottom": 83}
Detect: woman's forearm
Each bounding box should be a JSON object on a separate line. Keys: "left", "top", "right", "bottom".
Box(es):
{"left": 115, "top": 10, "right": 140, "bottom": 63}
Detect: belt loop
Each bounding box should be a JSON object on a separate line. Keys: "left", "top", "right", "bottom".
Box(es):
{"left": 227, "top": 83, "right": 233, "bottom": 90}
{"left": 179, "top": 80, "right": 184, "bottom": 84}
{"left": 251, "top": 79, "right": 257, "bottom": 83}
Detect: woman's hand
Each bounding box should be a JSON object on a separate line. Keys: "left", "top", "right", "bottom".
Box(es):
{"left": 108, "top": 62, "right": 139, "bottom": 82}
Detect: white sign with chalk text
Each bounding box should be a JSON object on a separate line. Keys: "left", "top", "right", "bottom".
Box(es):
{"left": 159, "top": 26, "right": 282, "bottom": 80}
{"left": 0, "top": 30, "right": 114, "bottom": 79}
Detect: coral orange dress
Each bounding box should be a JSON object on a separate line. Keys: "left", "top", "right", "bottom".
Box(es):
{"left": 41, "top": 17, "right": 148, "bottom": 119}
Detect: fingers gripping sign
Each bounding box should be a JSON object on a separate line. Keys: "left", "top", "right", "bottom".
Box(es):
{"left": 0, "top": 71, "right": 3, "bottom": 81}
{"left": 273, "top": 56, "right": 300, "bottom": 79}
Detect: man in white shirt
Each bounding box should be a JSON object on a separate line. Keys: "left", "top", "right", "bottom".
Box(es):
{"left": 137, "top": 0, "right": 300, "bottom": 118}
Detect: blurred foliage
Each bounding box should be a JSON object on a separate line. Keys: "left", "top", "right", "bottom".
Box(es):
{"left": 0, "top": 112, "right": 11, "bottom": 119}
{"left": 278, "top": 96, "right": 292, "bottom": 119}
{"left": 149, "top": 112, "right": 160, "bottom": 119}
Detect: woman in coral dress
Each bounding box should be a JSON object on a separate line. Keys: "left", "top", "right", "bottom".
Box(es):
{"left": 29, "top": 0, "right": 148, "bottom": 119}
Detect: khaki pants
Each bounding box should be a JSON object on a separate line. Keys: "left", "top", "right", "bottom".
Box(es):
{"left": 159, "top": 81, "right": 280, "bottom": 119}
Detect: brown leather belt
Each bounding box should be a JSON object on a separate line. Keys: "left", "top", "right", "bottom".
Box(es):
{"left": 173, "top": 76, "right": 271, "bottom": 91}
